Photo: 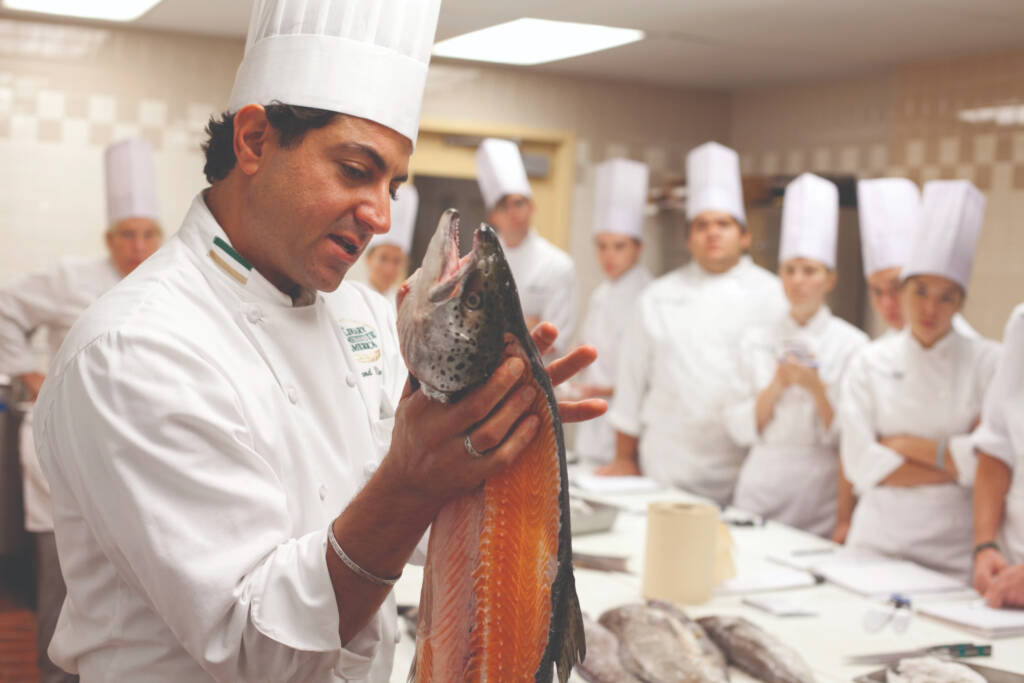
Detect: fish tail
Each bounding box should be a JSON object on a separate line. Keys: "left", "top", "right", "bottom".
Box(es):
{"left": 554, "top": 576, "right": 586, "bottom": 683}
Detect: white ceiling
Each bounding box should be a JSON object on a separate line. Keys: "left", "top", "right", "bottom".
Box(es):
{"left": 6, "top": 0, "right": 1024, "bottom": 90}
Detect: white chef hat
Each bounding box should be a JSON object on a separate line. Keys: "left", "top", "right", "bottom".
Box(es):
{"left": 592, "top": 158, "right": 649, "bottom": 240}
{"left": 227, "top": 0, "right": 441, "bottom": 145}
{"left": 686, "top": 141, "right": 745, "bottom": 226}
{"left": 857, "top": 178, "right": 920, "bottom": 277}
{"left": 476, "top": 138, "right": 532, "bottom": 211}
{"left": 901, "top": 180, "right": 986, "bottom": 291}
{"left": 104, "top": 138, "right": 160, "bottom": 228}
{"left": 368, "top": 184, "right": 418, "bottom": 254}
{"left": 779, "top": 173, "right": 839, "bottom": 269}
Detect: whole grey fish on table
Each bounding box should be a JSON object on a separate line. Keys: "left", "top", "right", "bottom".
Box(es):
{"left": 396, "top": 209, "right": 585, "bottom": 682}
{"left": 698, "top": 615, "right": 815, "bottom": 683}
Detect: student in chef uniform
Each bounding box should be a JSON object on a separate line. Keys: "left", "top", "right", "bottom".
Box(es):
{"left": 363, "top": 184, "right": 418, "bottom": 306}
{"left": 972, "top": 303, "right": 1024, "bottom": 607}
{"left": 475, "top": 138, "right": 576, "bottom": 356}
{"left": 726, "top": 174, "right": 868, "bottom": 537}
{"left": 599, "top": 141, "right": 786, "bottom": 505}
{"left": 574, "top": 158, "right": 653, "bottom": 465}
{"left": 31, "top": 2, "right": 600, "bottom": 681}
{"left": 0, "top": 137, "right": 162, "bottom": 683}
{"left": 840, "top": 180, "right": 1000, "bottom": 581}
{"left": 858, "top": 178, "right": 977, "bottom": 337}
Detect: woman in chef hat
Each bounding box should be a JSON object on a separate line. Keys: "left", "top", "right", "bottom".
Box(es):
{"left": 725, "top": 173, "right": 868, "bottom": 537}
{"left": 574, "top": 158, "right": 653, "bottom": 466}
{"left": 364, "top": 184, "right": 418, "bottom": 306}
{"left": 840, "top": 180, "right": 1001, "bottom": 580}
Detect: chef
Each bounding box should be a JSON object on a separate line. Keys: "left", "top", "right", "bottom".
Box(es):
{"left": 364, "top": 184, "right": 417, "bottom": 306}
{"left": 840, "top": 180, "right": 1000, "bottom": 580}
{"left": 726, "top": 173, "right": 868, "bottom": 537}
{"left": 0, "top": 137, "right": 162, "bottom": 683}
{"left": 574, "top": 158, "right": 653, "bottom": 465}
{"left": 32, "top": 1, "right": 601, "bottom": 681}
{"left": 972, "top": 303, "right": 1024, "bottom": 607}
{"left": 599, "top": 141, "right": 786, "bottom": 505}
{"left": 858, "top": 177, "right": 977, "bottom": 337}
{"left": 475, "top": 137, "right": 576, "bottom": 356}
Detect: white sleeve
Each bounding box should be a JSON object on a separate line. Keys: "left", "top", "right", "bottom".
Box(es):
{"left": 722, "top": 333, "right": 760, "bottom": 448}
{"left": 35, "top": 330, "right": 383, "bottom": 682}
{"left": 973, "top": 312, "right": 1022, "bottom": 470}
{"left": 542, "top": 260, "right": 577, "bottom": 356}
{"left": 606, "top": 302, "right": 651, "bottom": 437}
{"left": 818, "top": 333, "right": 869, "bottom": 447}
{"left": 950, "top": 340, "right": 1005, "bottom": 486}
{"left": 0, "top": 265, "right": 67, "bottom": 375}
{"left": 838, "top": 353, "right": 904, "bottom": 495}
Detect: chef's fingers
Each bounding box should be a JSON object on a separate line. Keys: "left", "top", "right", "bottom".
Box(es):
{"left": 465, "top": 384, "right": 537, "bottom": 452}
{"left": 557, "top": 398, "right": 607, "bottom": 424}
{"left": 476, "top": 415, "right": 541, "bottom": 473}
{"left": 449, "top": 357, "right": 525, "bottom": 433}
{"left": 546, "top": 345, "right": 598, "bottom": 387}
{"left": 530, "top": 322, "right": 559, "bottom": 356}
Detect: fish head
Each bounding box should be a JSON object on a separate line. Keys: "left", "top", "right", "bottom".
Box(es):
{"left": 397, "top": 209, "right": 514, "bottom": 400}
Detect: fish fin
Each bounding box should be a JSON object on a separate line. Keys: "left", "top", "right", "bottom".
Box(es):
{"left": 407, "top": 656, "right": 417, "bottom": 683}
{"left": 555, "top": 580, "right": 586, "bottom": 683}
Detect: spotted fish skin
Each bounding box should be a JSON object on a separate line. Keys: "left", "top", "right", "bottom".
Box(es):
{"left": 697, "top": 616, "right": 815, "bottom": 683}
{"left": 397, "top": 210, "right": 585, "bottom": 683}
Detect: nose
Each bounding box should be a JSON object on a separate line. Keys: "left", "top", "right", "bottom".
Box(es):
{"left": 356, "top": 185, "right": 391, "bottom": 235}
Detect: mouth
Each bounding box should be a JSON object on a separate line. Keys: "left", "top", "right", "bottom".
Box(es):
{"left": 427, "top": 210, "right": 477, "bottom": 303}
{"left": 328, "top": 233, "right": 362, "bottom": 257}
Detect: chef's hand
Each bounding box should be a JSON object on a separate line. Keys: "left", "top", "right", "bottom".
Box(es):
{"left": 831, "top": 520, "right": 850, "bottom": 545}
{"left": 782, "top": 357, "right": 822, "bottom": 392}
{"left": 984, "top": 562, "right": 1024, "bottom": 608}
{"left": 384, "top": 357, "right": 540, "bottom": 505}
{"left": 974, "top": 547, "right": 1008, "bottom": 595}
{"left": 594, "top": 460, "right": 641, "bottom": 477}
{"left": 18, "top": 372, "right": 45, "bottom": 401}
{"left": 531, "top": 322, "right": 606, "bottom": 424}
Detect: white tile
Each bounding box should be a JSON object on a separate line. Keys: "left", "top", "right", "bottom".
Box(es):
{"left": 186, "top": 102, "right": 215, "bottom": 131}
{"left": 10, "top": 114, "right": 38, "bottom": 141}
{"left": 87, "top": 94, "right": 116, "bottom": 123}
{"left": 62, "top": 118, "right": 89, "bottom": 146}
{"left": 812, "top": 146, "right": 831, "bottom": 171}
{"left": 643, "top": 145, "right": 667, "bottom": 173}
{"left": 839, "top": 145, "right": 860, "bottom": 173}
{"left": 761, "top": 151, "right": 780, "bottom": 175}
{"left": 164, "top": 128, "right": 187, "bottom": 148}
{"left": 604, "top": 143, "right": 629, "bottom": 160}
{"left": 1013, "top": 132, "right": 1024, "bottom": 163}
{"left": 740, "top": 154, "right": 756, "bottom": 174}
{"left": 36, "top": 89, "right": 65, "bottom": 118}
{"left": 974, "top": 134, "right": 996, "bottom": 163}
{"left": 112, "top": 122, "right": 141, "bottom": 141}
{"left": 784, "top": 149, "right": 804, "bottom": 174}
{"left": 906, "top": 139, "right": 925, "bottom": 166}
{"left": 938, "top": 136, "right": 959, "bottom": 165}
{"left": 992, "top": 163, "right": 1013, "bottom": 191}
{"left": 138, "top": 99, "right": 167, "bottom": 127}
{"left": 954, "top": 165, "right": 974, "bottom": 182}
{"left": 0, "top": 86, "right": 12, "bottom": 115}
{"left": 869, "top": 143, "right": 888, "bottom": 171}
{"left": 920, "top": 165, "right": 942, "bottom": 182}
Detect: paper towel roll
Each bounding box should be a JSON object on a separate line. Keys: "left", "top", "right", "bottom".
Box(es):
{"left": 642, "top": 501, "right": 719, "bottom": 604}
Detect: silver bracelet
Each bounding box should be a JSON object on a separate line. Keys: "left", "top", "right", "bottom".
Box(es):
{"left": 327, "top": 523, "right": 401, "bottom": 587}
{"left": 935, "top": 437, "right": 948, "bottom": 470}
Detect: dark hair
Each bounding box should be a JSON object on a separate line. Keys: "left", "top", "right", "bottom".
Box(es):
{"left": 201, "top": 102, "right": 338, "bottom": 184}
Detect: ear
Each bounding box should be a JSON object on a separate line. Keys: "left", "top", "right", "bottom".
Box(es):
{"left": 738, "top": 227, "right": 752, "bottom": 251}
{"left": 104, "top": 230, "right": 114, "bottom": 251}
{"left": 233, "top": 104, "right": 272, "bottom": 176}
{"left": 825, "top": 269, "right": 838, "bottom": 294}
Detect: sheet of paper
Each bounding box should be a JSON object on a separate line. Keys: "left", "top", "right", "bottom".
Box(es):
{"left": 742, "top": 594, "right": 819, "bottom": 616}
{"left": 919, "top": 599, "right": 1024, "bottom": 638}
{"left": 570, "top": 473, "right": 662, "bottom": 495}
{"left": 715, "top": 567, "right": 818, "bottom": 595}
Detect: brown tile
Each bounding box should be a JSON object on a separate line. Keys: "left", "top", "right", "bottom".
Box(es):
{"left": 36, "top": 119, "right": 60, "bottom": 143}
{"left": 889, "top": 139, "right": 906, "bottom": 166}
{"left": 905, "top": 168, "right": 922, "bottom": 186}
{"left": 938, "top": 165, "right": 956, "bottom": 180}
{"left": 995, "top": 131, "right": 1013, "bottom": 162}
{"left": 1014, "top": 165, "right": 1024, "bottom": 190}
{"left": 975, "top": 165, "right": 993, "bottom": 191}
{"left": 924, "top": 138, "right": 939, "bottom": 165}
{"left": 959, "top": 131, "right": 975, "bottom": 163}
{"left": 139, "top": 127, "right": 163, "bottom": 150}
{"left": 88, "top": 122, "right": 112, "bottom": 147}
{"left": 0, "top": 117, "right": 9, "bottom": 140}
{"left": 63, "top": 92, "right": 87, "bottom": 119}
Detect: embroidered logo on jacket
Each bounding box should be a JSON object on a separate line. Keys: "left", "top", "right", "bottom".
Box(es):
{"left": 341, "top": 321, "right": 382, "bottom": 363}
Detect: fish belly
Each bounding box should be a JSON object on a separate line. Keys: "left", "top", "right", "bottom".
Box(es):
{"left": 413, "top": 372, "right": 563, "bottom": 681}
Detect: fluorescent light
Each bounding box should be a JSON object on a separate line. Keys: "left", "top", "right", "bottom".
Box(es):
{"left": 958, "top": 104, "right": 1024, "bottom": 126}
{"left": 2, "top": 0, "right": 163, "bottom": 22}
{"left": 433, "top": 18, "right": 644, "bottom": 66}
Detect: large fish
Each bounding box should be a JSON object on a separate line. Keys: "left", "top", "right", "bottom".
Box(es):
{"left": 697, "top": 616, "right": 815, "bottom": 683}
{"left": 396, "top": 209, "right": 585, "bottom": 682}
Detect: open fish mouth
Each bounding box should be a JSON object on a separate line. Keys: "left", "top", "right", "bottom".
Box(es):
{"left": 427, "top": 210, "right": 478, "bottom": 304}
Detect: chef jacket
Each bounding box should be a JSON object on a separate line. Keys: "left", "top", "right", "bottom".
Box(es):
{"left": 0, "top": 255, "right": 122, "bottom": 532}
{"left": 34, "top": 194, "right": 406, "bottom": 682}
{"left": 500, "top": 229, "right": 576, "bottom": 357}
{"left": 575, "top": 264, "right": 652, "bottom": 464}
{"left": 840, "top": 328, "right": 1000, "bottom": 579}
{"left": 726, "top": 306, "right": 868, "bottom": 536}
{"left": 608, "top": 256, "right": 786, "bottom": 504}
{"left": 973, "top": 303, "right": 1024, "bottom": 565}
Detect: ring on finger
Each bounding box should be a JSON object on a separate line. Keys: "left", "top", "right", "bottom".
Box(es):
{"left": 464, "top": 434, "right": 488, "bottom": 459}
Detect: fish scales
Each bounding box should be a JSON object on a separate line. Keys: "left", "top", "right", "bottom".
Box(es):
{"left": 398, "top": 210, "right": 585, "bottom": 682}
{"left": 697, "top": 616, "right": 815, "bottom": 683}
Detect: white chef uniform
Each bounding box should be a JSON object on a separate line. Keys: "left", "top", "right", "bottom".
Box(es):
{"left": 476, "top": 138, "right": 576, "bottom": 355}
{"left": 366, "top": 184, "right": 419, "bottom": 306}
{"left": 728, "top": 174, "right": 869, "bottom": 536}
{"left": 575, "top": 159, "right": 652, "bottom": 464}
{"left": 608, "top": 142, "right": 784, "bottom": 504}
{"left": 33, "top": 0, "right": 440, "bottom": 680}
{"left": 973, "top": 304, "right": 1024, "bottom": 565}
{"left": 841, "top": 180, "right": 1000, "bottom": 580}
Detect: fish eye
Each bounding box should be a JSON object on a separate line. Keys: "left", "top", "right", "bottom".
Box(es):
{"left": 464, "top": 292, "right": 483, "bottom": 310}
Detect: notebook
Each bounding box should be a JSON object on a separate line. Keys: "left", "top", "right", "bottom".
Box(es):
{"left": 570, "top": 473, "right": 662, "bottom": 495}
{"left": 715, "top": 567, "right": 818, "bottom": 595}
{"left": 919, "top": 599, "right": 1024, "bottom": 639}
{"left": 769, "top": 549, "right": 967, "bottom": 597}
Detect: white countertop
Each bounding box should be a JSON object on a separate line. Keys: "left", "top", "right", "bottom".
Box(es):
{"left": 391, "top": 484, "right": 1024, "bottom": 682}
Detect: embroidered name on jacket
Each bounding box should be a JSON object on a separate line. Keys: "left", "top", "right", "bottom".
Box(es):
{"left": 341, "top": 321, "right": 382, "bottom": 364}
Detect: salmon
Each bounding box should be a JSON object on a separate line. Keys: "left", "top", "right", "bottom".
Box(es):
{"left": 396, "top": 210, "right": 585, "bottom": 682}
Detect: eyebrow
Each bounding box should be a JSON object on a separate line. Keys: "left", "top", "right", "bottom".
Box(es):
{"left": 334, "top": 142, "right": 408, "bottom": 184}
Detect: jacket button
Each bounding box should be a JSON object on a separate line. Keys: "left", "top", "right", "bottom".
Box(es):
{"left": 286, "top": 386, "right": 298, "bottom": 404}
{"left": 246, "top": 306, "right": 262, "bottom": 324}
{"left": 345, "top": 374, "right": 357, "bottom": 388}
{"left": 318, "top": 484, "right": 327, "bottom": 501}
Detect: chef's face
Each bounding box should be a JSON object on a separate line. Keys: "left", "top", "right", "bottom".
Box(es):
{"left": 106, "top": 217, "right": 163, "bottom": 276}
{"left": 487, "top": 194, "right": 533, "bottom": 247}
{"left": 595, "top": 233, "right": 642, "bottom": 280}
{"left": 867, "top": 266, "right": 904, "bottom": 330}
{"left": 242, "top": 108, "right": 410, "bottom": 295}
{"left": 902, "top": 274, "right": 963, "bottom": 347}
{"left": 365, "top": 243, "right": 406, "bottom": 293}
{"left": 687, "top": 210, "right": 749, "bottom": 274}
{"left": 780, "top": 257, "right": 835, "bottom": 320}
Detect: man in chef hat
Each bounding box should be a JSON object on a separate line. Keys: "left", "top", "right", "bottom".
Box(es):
{"left": 0, "top": 137, "right": 162, "bottom": 683}
{"left": 475, "top": 137, "right": 576, "bottom": 356}
{"left": 841, "top": 180, "right": 1000, "bottom": 580}
{"left": 364, "top": 184, "right": 418, "bottom": 306}
{"left": 599, "top": 141, "right": 786, "bottom": 505}
{"left": 858, "top": 177, "right": 977, "bottom": 337}
{"left": 574, "top": 158, "right": 652, "bottom": 466}
{"left": 31, "top": 1, "right": 600, "bottom": 681}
